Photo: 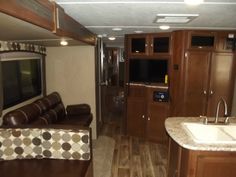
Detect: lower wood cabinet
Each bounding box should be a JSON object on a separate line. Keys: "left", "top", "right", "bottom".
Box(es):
{"left": 126, "top": 84, "right": 169, "bottom": 143}
{"left": 168, "top": 137, "right": 236, "bottom": 177}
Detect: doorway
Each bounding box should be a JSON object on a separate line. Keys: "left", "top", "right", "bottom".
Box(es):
{"left": 96, "top": 39, "right": 125, "bottom": 137}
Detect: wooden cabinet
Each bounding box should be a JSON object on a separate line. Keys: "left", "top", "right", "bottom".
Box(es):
{"left": 126, "top": 84, "right": 169, "bottom": 143}
{"left": 127, "top": 85, "right": 146, "bottom": 138}
{"left": 182, "top": 51, "right": 211, "bottom": 116}
{"left": 127, "top": 33, "right": 171, "bottom": 57}
{"left": 216, "top": 32, "right": 236, "bottom": 52}
{"left": 182, "top": 50, "right": 235, "bottom": 117}
{"left": 171, "top": 30, "right": 236, "bottom": 117}
{"left": 167, "top": 137, "right": 236, "bottom": 177}
{"left": 187, "top": 31, "right": 216, "bottom": 50}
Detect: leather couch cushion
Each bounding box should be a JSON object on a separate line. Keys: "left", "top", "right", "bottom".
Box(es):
{"left": 3, "top": 104, "right": 41, "bottom": 125}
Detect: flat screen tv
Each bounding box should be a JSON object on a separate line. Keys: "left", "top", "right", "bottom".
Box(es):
{"left": 129, "top": 59, "right": 168, "bottom": 83}
{"left": 0, "top": 52, "right": 43, "bottom": 109}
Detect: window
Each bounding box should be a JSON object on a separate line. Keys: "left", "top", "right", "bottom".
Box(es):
{"left": 0, "top": 52, "right": 43, "bottom": 109}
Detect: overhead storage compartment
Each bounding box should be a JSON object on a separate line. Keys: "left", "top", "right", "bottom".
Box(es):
{"left": 0, "top": 0, "right": 96, "bottom": 45}
{"left": 0, "top": 0, "right": 54, "bottom": 31}
{"left": 53, "top": 3, "right": 96, "bottom": 45}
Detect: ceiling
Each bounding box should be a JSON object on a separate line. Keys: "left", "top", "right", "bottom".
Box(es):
{"left": 0, "top": 0, "right": 236, "bottom": 47}
{"left": 54, "top": 0, "right": 236, "bottom": 47}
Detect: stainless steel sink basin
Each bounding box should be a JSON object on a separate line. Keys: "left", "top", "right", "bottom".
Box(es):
{"left": 182, "top": 122, "right": 236, "bottom": 144}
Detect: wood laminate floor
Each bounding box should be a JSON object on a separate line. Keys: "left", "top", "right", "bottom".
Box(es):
{"left": 100, "top": 114, "right": 168, "bottom": 177}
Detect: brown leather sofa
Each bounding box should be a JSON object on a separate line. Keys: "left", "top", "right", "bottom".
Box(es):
{"left": 0, "top": 125, "right": 93, "bottom": 177}
{"left": 2, "top": 92, "right": 93, "bottom": 127}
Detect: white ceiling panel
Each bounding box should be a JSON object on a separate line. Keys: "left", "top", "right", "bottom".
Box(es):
{"left": 55, "top": 0, "right": 236, "bottom": 46}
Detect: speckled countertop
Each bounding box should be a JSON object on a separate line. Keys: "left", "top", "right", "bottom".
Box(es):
{"left": 165, "top": 117, "right": 236, "bottom": 151}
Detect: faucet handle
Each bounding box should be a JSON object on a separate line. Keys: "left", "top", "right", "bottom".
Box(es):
{"left": 200, "top": 115, "right": 208, "bottom": 124}
{"left": 224, "top": 116, "right": 235, "bottom": 124}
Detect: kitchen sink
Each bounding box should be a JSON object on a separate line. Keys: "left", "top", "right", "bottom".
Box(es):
{"left": 182, "top": 122, "right": 236, "bottom": 144}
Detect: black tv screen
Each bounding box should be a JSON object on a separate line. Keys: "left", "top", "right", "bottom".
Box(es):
{"left": 129, "top": 59, "right": 168, "bottom": 83}
{"left": 2, "top": 58, "right": 42, "bottom": 109}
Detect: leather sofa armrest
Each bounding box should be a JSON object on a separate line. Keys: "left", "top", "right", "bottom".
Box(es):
{"left": 66, "top": 104, "right": 91, "bottom": 116}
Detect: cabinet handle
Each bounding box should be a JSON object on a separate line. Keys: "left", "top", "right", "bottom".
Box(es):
{"left": 145, "top": 43, "right": 148, "bottom": 47}
{"left": 203, "top": 90, "right": 207, "bottom": 95}
{"left": 210, "top": 90, "right": 214, "bottom": 95}
{"left": 150, "top": 43, "right": 153, "bottom": 47}
{"left": 142, "top": 115, "right": 145, "bottom": 119}
{"left": 148, "top": 117, "right": 150, "bottom": 121}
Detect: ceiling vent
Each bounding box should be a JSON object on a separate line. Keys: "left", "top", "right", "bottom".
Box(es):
{"left": 154, "top": 14, "right": 199, "bottom": 24}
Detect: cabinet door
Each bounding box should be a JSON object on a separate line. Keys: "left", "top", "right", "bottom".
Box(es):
{"left": 151, "top": 34, "right": 171, "bottom": 56}
{"left": 146, "top": 102, "right": 169, "bottom": 142}
{"left": 195, "top": 153, "right": 236, "bottom": 177}
{"left": 182, "top": 51, "right": 211, "bottom": 116}
{"left": 127, "top": 97, "right": 146, "bottom": 138}
{"left": 128, "top": 35, "right": 149, "bottom": 56}
{"left": 207, "top": 53, "right": 235, "bottom": 116}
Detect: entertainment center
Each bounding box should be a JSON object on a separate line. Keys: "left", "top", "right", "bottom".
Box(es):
{"left": 125, "top": 30, "right": 236, "bottom": 143}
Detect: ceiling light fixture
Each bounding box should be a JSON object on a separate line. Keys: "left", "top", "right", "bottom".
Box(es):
{"left": 108, "top": 36, "right": 116, "bottom": 40}
{"left": 159, "top": 25, "right": 170, "bottom": 30}
{"left": 184, "top": 0, "right": 204, "bottom": 5}
{"left": 155, "top": 14, "right": 199, "bottom": 24}
{"left": 112, "top": 27, "right": 122, "bottom": 31}
{"left": 60, "top": 40, "right": 68, "bottom": 46}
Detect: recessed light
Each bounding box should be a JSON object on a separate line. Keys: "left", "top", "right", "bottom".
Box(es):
{"left": 184, "top": 0, "right": 204, "bottom": 5}
{"left": 134, "top": 30, "right": 143, "bottom": 33}
{"left": 108, "top": 36, "right": 116, "bottom": 40}
{"left": 159, "top": 25, "right": 170, "bottom": 30}
{"left": 60, "top": 40, "right": 68, "bottom": 46}
{"left": 112, "top": 27, "right": 122, "bottom": 31}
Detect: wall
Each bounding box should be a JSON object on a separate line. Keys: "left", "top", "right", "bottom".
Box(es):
{"left": 46, "top": 46, "right": 97, "bottom": 138}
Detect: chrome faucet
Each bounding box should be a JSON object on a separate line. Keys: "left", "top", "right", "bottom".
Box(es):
{"left": 215, "top": 98, "right": 228, "bottom": 124}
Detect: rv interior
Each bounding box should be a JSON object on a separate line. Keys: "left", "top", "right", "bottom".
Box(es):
{"left": 0, "top": 1, "right": 236, "bottom": 177}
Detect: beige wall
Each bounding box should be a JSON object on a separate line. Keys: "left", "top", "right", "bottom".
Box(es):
{"left": 46, "top": 46, "right": 97, "bottom": 138}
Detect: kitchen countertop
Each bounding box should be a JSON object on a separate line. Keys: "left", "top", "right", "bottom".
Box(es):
{"left": 165, "top": 117, "right": 236, "bottom": 151}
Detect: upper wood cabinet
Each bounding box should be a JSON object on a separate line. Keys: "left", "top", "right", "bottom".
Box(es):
{"left": 216, "top": 32, "right": 236, "bottom": 52}
{"left": 187, "top": 31, "right": 216, "bottom": 50}
{"left": 126, "top": 33, "right": 171, "bottom": 57}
